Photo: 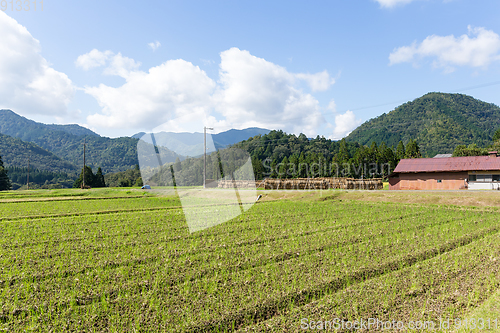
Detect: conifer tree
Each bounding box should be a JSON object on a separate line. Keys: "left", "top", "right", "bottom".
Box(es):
{"left": 405, "top": 139, "right": 421, "bottom": 159}
{"left": 395, "top": 141, "right": 406, "bottom": 160}
{"left": 73, "top": 166, "right": 95, "bottom": 188}
{"left": 94, "top": 167, "right": 106, "bottom": 188}
{"left": 0, "top": 155, "right": 12, "bottom": 191}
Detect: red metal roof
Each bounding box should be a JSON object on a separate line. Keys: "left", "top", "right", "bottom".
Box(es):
{"left": 393, "top": 155, "right": 500, "bottom": 173}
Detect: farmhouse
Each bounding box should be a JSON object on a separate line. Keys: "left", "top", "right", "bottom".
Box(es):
{"left": 389, "top": 152, "right": 500, "bottom": 190}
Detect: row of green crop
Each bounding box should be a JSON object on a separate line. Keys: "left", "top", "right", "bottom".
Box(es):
{"left": 1, "top": 201, "right": 499, "bottom": 331}
{"left": 0, "top": 196, "right": 181, "bottom": 220}
{"left": 0, "top": 201, "right": 446, "bottom": 280}
{"left": 0, "top": 207, "right": 449, "bottom": 286}
{"left": 237, "top": 231, "right": 500, "bottom": 332}
{"left": 0, "top": 200, "right": 491, "bottom": 282}
{"left": 0, "top": 199, "right": 420, "bottom": 252}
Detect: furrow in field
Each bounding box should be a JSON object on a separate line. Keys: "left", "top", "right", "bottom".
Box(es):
{"left": 0, "top": 206, "right": 183, "bottom": 223}
{"left": 0, "top": 206, "right": 441, "bottom": 283}
{"left": 1, "top": 216, "right": 497, "bottom": 329}
{"left": 0, "top": 197, "right": 181, "bottom": 219}
{"left": 236, "top": 233, "right": 500, "bottom": 332}
{"left": 182, "top": 226, "right": 500, "bottom": 332}
{"left": 0, "top": 200, "right": 416, "bottom": 252}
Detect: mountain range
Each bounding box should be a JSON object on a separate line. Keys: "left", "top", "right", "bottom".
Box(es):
{"left": 2, "top": 92, "right": 500, "bottom": 180}
{"left": 132, "top": 127, "right": 270, "bottom": 157}
{"left": 0, "top": 109, "right": 270, "bottom": 174}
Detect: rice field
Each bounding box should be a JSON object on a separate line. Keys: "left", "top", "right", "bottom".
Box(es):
{"left": 1, "top": 189, "right": 500, "bottom": 332}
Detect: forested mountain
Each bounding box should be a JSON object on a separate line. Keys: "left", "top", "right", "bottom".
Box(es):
{"left": 0, "top": 133, "right": 77, "bottom": 172}
{"left": 0, "top": 109, "right": 99, "bottom": 139}
{"left": 346, "top": 93, "right": 500, "bottom": 157}
{"left": 146, "top": 130, "right": 416, "bottom": 186}
{"left": 0, "top": 110, "right": 181, "bottom": 173}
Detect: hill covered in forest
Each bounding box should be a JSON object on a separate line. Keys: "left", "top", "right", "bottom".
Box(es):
{"left": 0, "top": 133, "right": 77, "bottom": 172}
{"left": 0, "top": 110, "right": 180, "bottom": 173}
{"left": 346, "top": 93, "right": 500, "bottom": 157}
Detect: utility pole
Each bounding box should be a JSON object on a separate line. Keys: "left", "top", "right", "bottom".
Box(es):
{"left": 82, "top": 138, "right": 86, "bottom": 188}
{"left": 27, "top": 154, "right": 30, "bottom": 190}
{"left": 203, "top": 127, "right": 213, "bottom": 188}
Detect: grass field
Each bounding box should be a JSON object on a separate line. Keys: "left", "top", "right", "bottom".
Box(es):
{"left": 1, "top": 188, "right": 500, "bottom": 332}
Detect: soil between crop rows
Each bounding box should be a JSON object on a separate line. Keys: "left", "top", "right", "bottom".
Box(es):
{"left": 0, "top": 192, "right": 499, "bottom": 332}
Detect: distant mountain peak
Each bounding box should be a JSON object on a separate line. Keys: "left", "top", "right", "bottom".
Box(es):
{"left": 131, "top": 127, "right": 270, "bottom": 157}
{"left": 0, "top": 109, "right": 100, "bottom": 138}
{"left": 346, "top": 92, "right": 500, "bottom": 157}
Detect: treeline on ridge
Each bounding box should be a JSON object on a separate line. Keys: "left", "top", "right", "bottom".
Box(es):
{"left": 146, "top": 130, "right": 422, "bottom": 186}
{"left": 5, "top": 166, "right": 76, "bottom": 190}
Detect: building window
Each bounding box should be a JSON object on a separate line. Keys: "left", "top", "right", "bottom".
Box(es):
{"left": 469, "top": 175, "right": 477, "bottom": 182}
{"left": 493, "top": 175, "right": 500, "bottom": 182}
{"left": 477, "top": 175, "right": 493, "bottom": 183}
{"left": 475, "top": 175, "right": 493, "bottom": 182}
{"left": 437, "top": 179, "right": 442, "bottom": 183}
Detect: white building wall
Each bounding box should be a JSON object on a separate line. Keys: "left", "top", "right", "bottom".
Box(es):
{"left": 468, "top": 182, "right": 500, "bottom": 190}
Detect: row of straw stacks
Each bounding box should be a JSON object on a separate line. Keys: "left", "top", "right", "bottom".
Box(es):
{"left": 216, "top": 178, "right": 383, "bottom": 190}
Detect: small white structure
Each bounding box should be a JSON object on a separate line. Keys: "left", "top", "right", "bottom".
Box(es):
{"left": 468, "top": 172, "right": 500, "bottom": 190}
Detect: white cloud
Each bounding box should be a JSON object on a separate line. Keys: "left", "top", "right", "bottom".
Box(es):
{"left": 102, "top": 53, "right": 141, "bottom": 78}
{"left": 75, "top": 49, "right": 113, "bottom": 70}
{"left": 76, "top": 49, "right": 140, "bottom": 78}
{"left": 295, "top": 70, "right": 335, "bottom": 92}
{"left": 0, "top": 11, "right": 75, "bottom": 116}
{"left": 148, "top": 41, "right": 161, "bottom": 51}
{"left": 389, "top": 26, "right": 500, "bottom": 71}
{"left": 375, "top": 0, "right": 417, "bottom": 8}
{"left": 82, "top": 47, "right": 334, "bottom": 137}
{"left": 331, "top": 110, "right": 362, "bottom": 140}
{"left": 214, "top": 48, "right": 327, "bottom": 136}
{"left": 327, "top": 99, "right": 337, "bottom": 113}
{"left": 85, "top": 59, "right": 216, "bottom": 130}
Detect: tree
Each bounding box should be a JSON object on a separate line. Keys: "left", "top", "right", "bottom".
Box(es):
{"left": 93, "top": 167, "right": 106, "bottom": 188}
{"left": 270, "top": 159, "right": 278, "bottom": 178}
{"left": 251, "top": 156, "right": 264, "bottom": 180}
{"left": 452, "top": 144, "right": 488, "bottom": 157}
{"left": 278, "top": 156, "right": 288, "bottom": 178}
{"left": 119, "top": 178, "right": 131, "bottom": 187}
{"left": 405, "top": 139, "right": 421, "bottom": 159}
{"left": 73, "top": 166, "right": 95, "bottom": 188}
{"left": 0, "top": 155, "right": 12, "bottom": 191}
{"left": 135, "top": 177, "right": 144, "bottom": 187}
{"left": 395, "top": 141, "right": 405, "bottom": 161}
{"left": 298, "top": 152, "right": 307, "bottom": 178}
{"left": 493, "top": 128, "right": 500, "bottom": 142}
{"left": 288, "top": 153, "right": 299, "bottom": 178}
{"left": 170, "top": 165, "right": 176, "bottom": 187}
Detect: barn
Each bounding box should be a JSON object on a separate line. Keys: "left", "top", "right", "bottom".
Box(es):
{"left": 389, "top": 152, "right": 500, "bottom": 190}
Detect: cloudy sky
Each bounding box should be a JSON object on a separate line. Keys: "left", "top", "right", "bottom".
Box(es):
{"left": 1, "top": 0, "right": 500, "bottom": 139}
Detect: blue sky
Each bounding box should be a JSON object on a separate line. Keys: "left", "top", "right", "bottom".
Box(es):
{"left": 1, "top": 0, "right": 500, "bottom": 139}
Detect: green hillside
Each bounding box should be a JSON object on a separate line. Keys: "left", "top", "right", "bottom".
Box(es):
{"left": 346, "top": 93, "right": 500, "bottom": 157}
{"left": 0, "top": 109, "right": 99, "bottom": 140}
{"left": 0, "top": 110, "right": 180, "bottom": 173}
{"left": 0, "top": 133, "right": 77, "bottom": 173}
